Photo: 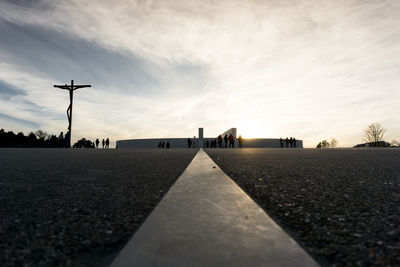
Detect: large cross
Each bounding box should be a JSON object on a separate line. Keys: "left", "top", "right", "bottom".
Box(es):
{"left": 54, "top": 80, "right": 91, "bottom": 148}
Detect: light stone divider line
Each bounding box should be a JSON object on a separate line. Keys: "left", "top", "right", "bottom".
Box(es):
{"left": 110, "top": 149, "right": 319, "bottom": 267}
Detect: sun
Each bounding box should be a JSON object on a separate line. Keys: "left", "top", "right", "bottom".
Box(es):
{"left": 237, "top": 122, "right": 269, "bottom": 138}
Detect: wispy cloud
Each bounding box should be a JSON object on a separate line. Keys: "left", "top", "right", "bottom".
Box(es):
{"left": 0, "top": 0, "right": 399, "bottom": 146}
{"left": 0, "top": 112, "right": 41, "bottom": 129}
{"left": 0, "top": 80, "right": 26, "bottom": 99}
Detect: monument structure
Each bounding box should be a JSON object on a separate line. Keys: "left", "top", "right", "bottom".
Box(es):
{"left": 54, "top": 80, "right": 91, "bottom": 147}
{"left": 116, "top": 128, "right": 303, "bottom": 148}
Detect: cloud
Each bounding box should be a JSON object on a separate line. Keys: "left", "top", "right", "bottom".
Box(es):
{"left": 0, "top": 112, "right": 41, "bottom": 129}
{"left": 0, "top": 19, "right": 162, "bottom": 95}
{"left": 0, "top": 80, "right": 26, "bottom": 99}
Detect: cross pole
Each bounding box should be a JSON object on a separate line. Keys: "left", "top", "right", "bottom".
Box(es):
{"left": 54, "top": 80, "right": 91, "bottom": 148}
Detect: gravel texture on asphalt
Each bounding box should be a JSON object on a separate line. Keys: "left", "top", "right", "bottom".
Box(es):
{"left": 206, "top": 148, "right": 400, "bottom": 266}
{"left": 0, "top": 148, "right": 198, "bottom": 267}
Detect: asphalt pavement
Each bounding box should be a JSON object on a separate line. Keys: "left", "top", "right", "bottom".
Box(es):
{"left": 2, "top": 147, "right": 399, "bottom": 266}
{"left": 206, "top": 148, "right": 400, "bottom": 266}
{"left": 0, "top": 148, "right": 198, "bottom": 266}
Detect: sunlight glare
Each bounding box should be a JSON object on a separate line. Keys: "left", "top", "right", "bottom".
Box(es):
{"left": 237, "top": 121, "right": 271, "bottom": 138}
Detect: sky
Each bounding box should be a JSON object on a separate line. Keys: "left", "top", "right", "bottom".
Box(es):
{"left": 0, "top": 0, "right": 399, "bottom": 147}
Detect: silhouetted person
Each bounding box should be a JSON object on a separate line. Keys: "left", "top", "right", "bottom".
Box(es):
{"left": 162, "top": 141, "right": 165, "bottom": 149}
{"left": 223, "top": 134, "right": 228, "bottom": 148}
{"left": 289, "top": 137, "right": 293, "bottom": 148}
{"left": 187, "top": 138, "right": 192, "bottom": 148}
{"left": 285, "top": 137, "right": 289, "bottom": 148}
{"left": 214, "top": 139, "right": 217, "bottom": 148}
{"left": 293, "top": 138, "right": 297, "bottom": 148}
{"left": 64, "top": 131, "right": 70, "bottom": 148}
{"left": 158, "top": 141, "right": 161, "bottom": 148}
{"left": 217, "top": 135, "right": 223, "bottom": 148}
{"left": 228, "top": 134, "right": 234, "bottom": 148}
{"left": 166, "top": 142, "right": 170, "bottom": 149}
{"left": 238, "top": 135, "right": 243, "bottom": 148}
{"left": 95, "top": 138, "right": 100, "bottom": 148}
{"left": 280, "top": 138, "right": 283, "bottom": 148}
{"left": 58, "top": 132, "right": 64, "bottom": 147}
{"left": 206, "top": 140, "right": 209, "bottom": 148}
{"left": 106, "top": 138, "right": 110, "bottom": 148}
{"left": 102, "top": 139, "right": 105, "bottom": 148}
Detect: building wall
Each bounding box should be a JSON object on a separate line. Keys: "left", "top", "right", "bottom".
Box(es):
{"left": 219, "top": 128, "right": 237, "bottom": 139}
{"left": 116, "top": 138, "right": 303, "bottom": 148}
{"left": 239, "top": 138, "right": 303, "bottom": 148}
{"left": 117, "top": 138, "right": 189, "bottom": 148}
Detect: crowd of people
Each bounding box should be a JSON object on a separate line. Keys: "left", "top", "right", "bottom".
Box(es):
{"left": 154, "top": 136, "right": 298, "bottom": 149}
{"left": 58, "top": 131, "right": 69, "bottom": 147}
{"left": 158, "top": 141, "right": 170, "bottom": 149}
{"left": 58, "top": 132, "right": 110, "bottom": 148}
{"left": 94, "top": 138, "right": 110, "bottom": 148}
{"left": 279, "top": 137, "right": 297, "bottom": 148}
{"left": 187, "top": 134, "right": 244, "bottom": 148}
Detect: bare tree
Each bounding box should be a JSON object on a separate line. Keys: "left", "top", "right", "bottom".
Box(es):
{"left": 330, "top": 138, "right": 338, "bottom": 148}
{"left": 391, "top": 140, "right": 399, "bottom": 147}
{"left": 364, "top": 123, "right": 386, "bottom": 143}
{"left": 35, "top": 130, "right": 48, "bottom": 140}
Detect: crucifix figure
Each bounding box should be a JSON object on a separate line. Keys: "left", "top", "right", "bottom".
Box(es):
{"left": 54, "top": 80, "right": 91, "bottom": 148}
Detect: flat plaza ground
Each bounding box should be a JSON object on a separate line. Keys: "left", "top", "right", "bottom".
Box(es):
{"left": 1, "top": 148, "right": 400, "bottom": 266}
{"left": 0, "top": 148, "right": 197, "bottom": 266}
{"left": 206, "top": 148, "right": 400, "bottom": 266}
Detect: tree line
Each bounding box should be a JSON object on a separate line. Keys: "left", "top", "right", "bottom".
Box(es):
{"left": 0, "top": 129, "right": 94, "bottom": 148}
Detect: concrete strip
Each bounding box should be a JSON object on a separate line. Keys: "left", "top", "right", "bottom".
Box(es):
{"left": 111, "top": 149, "right": 318, "bottom": 267}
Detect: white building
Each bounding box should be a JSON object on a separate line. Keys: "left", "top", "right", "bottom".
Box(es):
{"left": 116, "top": 128, "right": 303, "bottom": 148}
